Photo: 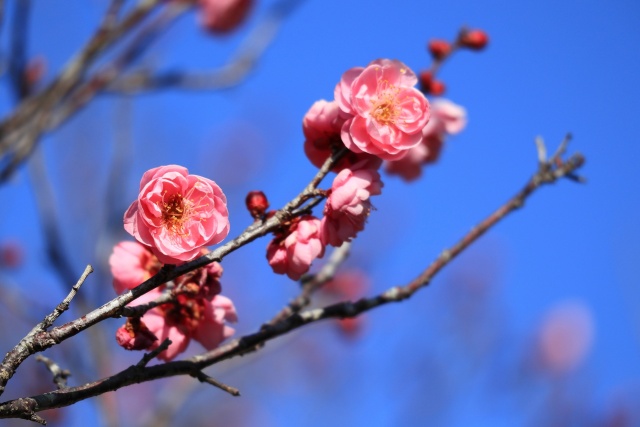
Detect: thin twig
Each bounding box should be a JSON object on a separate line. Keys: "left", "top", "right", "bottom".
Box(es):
{"left": 109, "top": 0, "right": 304, "bottom": 93}
{"left": 0, "top": 265, "right": 92, "bottom": 395}
{"left": 192, "top": 371, "right": 240, "bottom": 397}
{"left": 137, "top": 339, "right": 172, "bottom": 368}
{"left": 35, "top": 356, "right": 71, "bottom": 390}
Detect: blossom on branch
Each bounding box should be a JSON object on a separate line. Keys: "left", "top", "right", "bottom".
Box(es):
{"left": 267, "top": 216, "right": 325, "bottom": 280}
{"left": 321, "top": 162, "right": 383, "bottom": 247}
{"left": 335, "top": 59, "right": 431, "bottom": 161}
{"left": 110, "top": 242, "right": 235, "bottom": 361}
{"left": 124, "top": 165, "right": 230, "bottom": 265}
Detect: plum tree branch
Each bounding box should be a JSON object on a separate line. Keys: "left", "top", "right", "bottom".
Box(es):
{"left": 0, "top": 138, "right": 584, "bottom": 422}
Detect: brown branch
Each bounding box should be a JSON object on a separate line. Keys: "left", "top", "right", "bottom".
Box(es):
{"left": 0, "top": 265, "right": 92, "bottom": 396}
{"left": 192, "top": 371, "right": 240, "bottom": 397}
{"left": 0, "top": 0, "right": 166, "bottom": 179}
{"left": 0, "top": 138, "right": 585, "bottom": 420}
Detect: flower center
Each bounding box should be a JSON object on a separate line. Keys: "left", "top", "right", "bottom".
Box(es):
{"left": 159, "top": 294, "right": 205, "bottom": 333}
{"left": 161, "top": 193, "right": 192, "bottom": 236}
{"left": 371, "top": 86, "right": 400, "bottom": 125}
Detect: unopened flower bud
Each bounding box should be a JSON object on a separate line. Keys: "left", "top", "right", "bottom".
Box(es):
{"left": 245, "top": 190, "right": 269, "bottom": 219}
{"left": 419, "top": 70, "right": 433, "bottom": 91}
{"left": 426, "top": 79, "right": 446, "bottom": 96}
{"left": 459, "top": 29, "right": 489, "bottom": 50}
{"left": 428, "top": 39, "right": 451, "bottom": 60}
{"left": 116, "top": 318, "right": 158, "bottom": 351}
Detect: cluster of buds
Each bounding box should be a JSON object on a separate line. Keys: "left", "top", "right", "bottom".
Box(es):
{"left": 420, "top": 28, "right": 489, "bottom": 96}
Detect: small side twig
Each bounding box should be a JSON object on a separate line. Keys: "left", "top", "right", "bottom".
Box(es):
{"left": 192, "top": 371, "right": 240, "bottom": 397}
{"left": 137, "top": 339, "right": 172, "bottom": 368}
{"left": 35, "top": 355, "right": 70, "bottom": 390}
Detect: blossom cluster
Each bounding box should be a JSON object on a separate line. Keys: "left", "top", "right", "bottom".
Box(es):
{"left": 266, "top": 59, "right": 466, "bottom": 280}
{"left": 110, "top": 242, "right": 236, "bottom": 361}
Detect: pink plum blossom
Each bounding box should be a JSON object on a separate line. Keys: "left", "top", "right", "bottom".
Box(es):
{"left": 129, "top": 288, "right": 237, "bottom": 361}
{"left": 385, "top": 98, "right": 466, "bottom": 181}
{"left": 110, "top": 242, "right": 223, "bottom": 296}
{"left": 198, "top": 0, "right": 253, "bottom": 34}
{"left": 111, "top": 245, "right": 235, "bottom": 361}
{"left": 335, "top": 59, "right": 430, "bottom": 161}
{"left": 303, "top": 100, "right": 381, "bottom": 172}
{"left": 109, "top": 241, "right": 161, "bottom": 294}
{"left": 321, "top": 162, "right": 383, "bottom": 246}
{"left": 266, "top": 216, "right": 325, "bottom": 280}
{"left": 124, "top": 165, "right": 230, "bottom": 264}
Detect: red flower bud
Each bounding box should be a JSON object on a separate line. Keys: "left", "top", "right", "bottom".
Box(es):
{"left": 460, "top": 29, "right": 489, "bottom": 50}
{"left": 245, "top": 190, "right": 269, "bottom": 219}
{"left": 419, "top": 70, "right": 433, "bottom": 91}
{"left": 426, "top": 80, "right": 446, "bottom": 96}
{"left": 428, "top": 39, "right": 451, "bottom": 60}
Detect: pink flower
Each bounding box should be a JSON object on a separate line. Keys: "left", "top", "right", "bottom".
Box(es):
{"left": 303, "top": 100, "right": 381, "bottom": 172}
{"left": 266, "top": 216, "right": 325, "bottom": 280}
{"left": 321, "top": 163, "right": 383, "bottom": 246}
{"left": 385, "top": 98, "right": 466, "bottom": 181}
{"left": 110, "top": 241, "right": 223, "bottom": 298}
{"left": 335, "top": 59, "right": 430, "bottom": 161}
{"left": 109, "top": 241, "right": 161, "bottom": 294}
{"left": 129, "top": 288, "right": 237, "bottom": 361}
{"left": 198, "top": 0, "right": 253, "bottom": 34}
{"left": 124, "top": 165, "right": 230, "bottom": 264}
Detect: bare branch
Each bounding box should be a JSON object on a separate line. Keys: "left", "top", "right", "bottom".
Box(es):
{"left": 192, "top": 371, "right": 240, "bottom": 397}
{"left": 109, "top": 0, "right": 304, "bottom": 93}
{"left": 137, "top": 339, "right": 172, "bottom": 368}
{"left": 35, "top": 355, "right": 71, "bottom": 390}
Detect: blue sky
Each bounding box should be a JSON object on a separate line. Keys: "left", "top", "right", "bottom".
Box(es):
{"left": 0, "top": 0, "right": 639, "bottom": 425}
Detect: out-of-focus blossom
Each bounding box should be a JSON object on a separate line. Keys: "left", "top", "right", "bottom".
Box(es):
{"left": 111, "top": 241, "right": 233, "bottom": 360}
{"left": 267, "top": 216, "right": 325, "bottom": 280}
{"left": 110, "top": 242, "right": 223, "bottom": 296}
{"left": 124, "top": 165, "right": 230, "bottom": 264}
{"left": 124, "top": 288, "right": 237, "bottom": 361}
{"left": 0, "top": 241, "right": 24, "bottom": 269}
{"left": 323, "top": 269, "right": 370, "bottom": 300}
{"left": 303, "top": 100, "right": 381, "bottom": 172}
{"left": 335, "top": 59, "right": 430, "bottom": 161}
{"left": 198, "top": 0, "right": 253, "bottom": 34}
{"left": 537, "top": 300, "right": 595, "bottom": 375}
{"left": 109, "top": 241, "right": 161, "bottom": 294}
{"left": 321, "top": 163, "right": 383, "bottom": 246}
{"left": 385, "top": 99, "right": 466, "bottom": 181}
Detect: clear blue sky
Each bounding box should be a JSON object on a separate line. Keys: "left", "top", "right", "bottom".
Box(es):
{"left": 0, "top": 0, "right": 639, "bottom": 425}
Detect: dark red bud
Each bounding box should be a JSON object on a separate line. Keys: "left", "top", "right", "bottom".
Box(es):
{"left": 428, "top": 39, "right": 451, "bottom": 60}
{"left": 419, "top": 70, "right": 433, "bottom": 91}
{"left": 428, "top": 80, "right": 446, "bottom": 96}
{"left": 460, "top": 29, "right": 489, "bottom": 50}
{"left": 245, "top": 191, "right": 269, "bottom": 219}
